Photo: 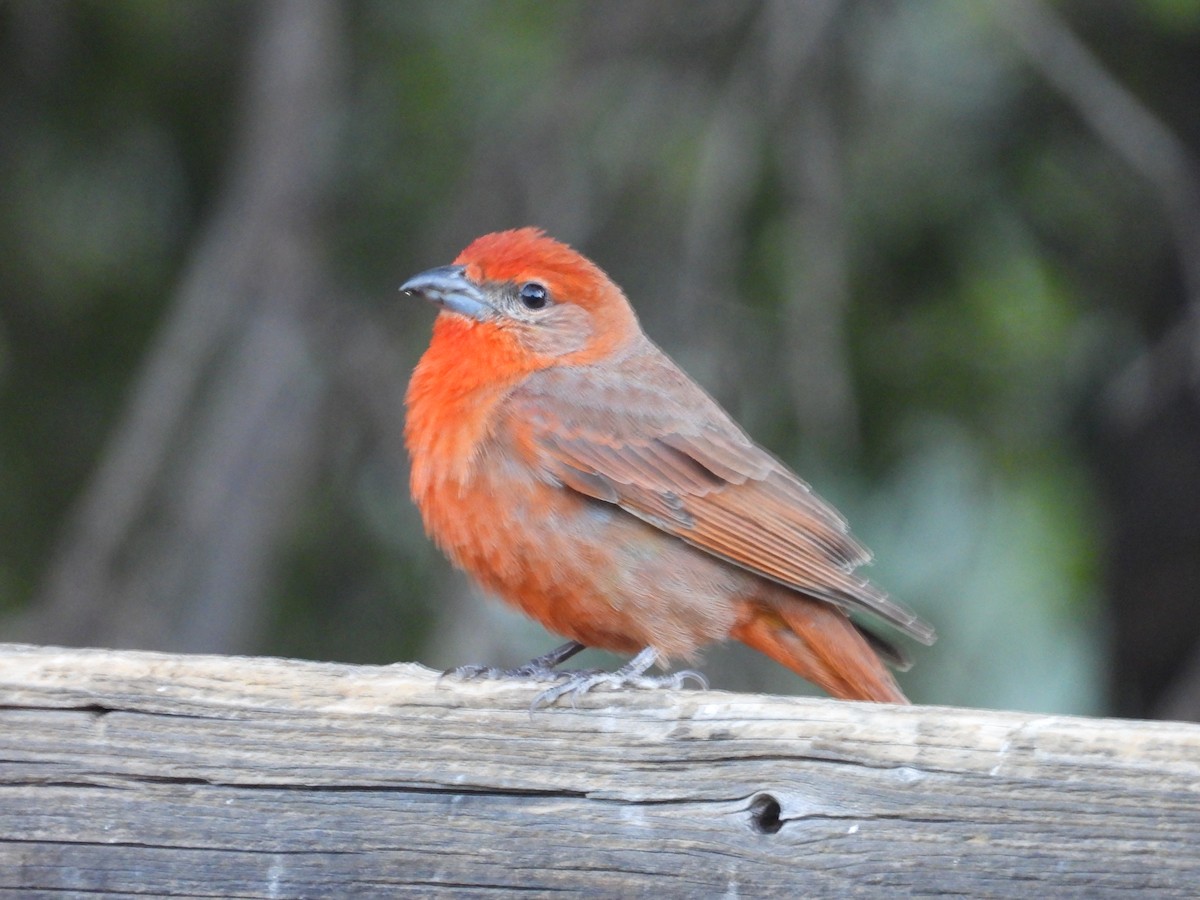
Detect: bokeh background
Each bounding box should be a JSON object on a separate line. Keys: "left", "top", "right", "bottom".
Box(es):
{"left": 2, "top": 0, "right": 1199, "bottom": 718}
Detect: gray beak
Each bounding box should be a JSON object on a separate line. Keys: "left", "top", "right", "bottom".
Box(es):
{"left": 399, "top": 265, "right": 491, "bottom": 320}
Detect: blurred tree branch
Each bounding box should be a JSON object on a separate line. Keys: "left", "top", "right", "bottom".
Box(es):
{"left": 9, "top": 0, "right": 343, "bottom": 652}
{"left": 996, "top": 0, "right": 1200, "bottom": 720}
{"left": 994, "top": 0, "right": 1200, "bottom": 423}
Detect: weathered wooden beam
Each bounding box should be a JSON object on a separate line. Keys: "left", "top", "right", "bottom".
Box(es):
{"left": 0, "top": 642, "right": 1197, "bottom": 897}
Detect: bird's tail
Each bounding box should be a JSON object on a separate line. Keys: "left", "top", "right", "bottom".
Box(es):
{"left": 730, "top": 591, "right": 909, "bottom": 704}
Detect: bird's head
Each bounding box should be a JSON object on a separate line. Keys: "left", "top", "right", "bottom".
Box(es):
{"left": 400, "top": 228, "right": 639, "bottom": 366}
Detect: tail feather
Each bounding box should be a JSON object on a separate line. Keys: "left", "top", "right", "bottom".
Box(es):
{"left": 855, "top": 623, "right": 912, "bottom": 672}
{"left": 731, "top": 595, "right": 909, "bottom": 704}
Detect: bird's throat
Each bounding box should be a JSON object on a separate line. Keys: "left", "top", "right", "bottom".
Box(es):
{"left": 404, "top": 314, "right": 528, "bottom": 493}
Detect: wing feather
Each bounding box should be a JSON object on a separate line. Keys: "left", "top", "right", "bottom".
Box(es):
{"left": 510, "top": 343, "right": 936, "bottom": 645}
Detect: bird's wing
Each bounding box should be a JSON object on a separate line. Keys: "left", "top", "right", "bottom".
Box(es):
{"left": 508, "top": 343, "right": 936, "bottom": 645}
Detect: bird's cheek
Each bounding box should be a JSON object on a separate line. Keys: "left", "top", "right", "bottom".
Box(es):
{"left": 519, "top": 307, "right": 595, "bottom": 359}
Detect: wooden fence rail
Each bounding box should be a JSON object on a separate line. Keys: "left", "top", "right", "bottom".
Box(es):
{"left": 0, "top": 642, "right": 1198, "bottom": 897}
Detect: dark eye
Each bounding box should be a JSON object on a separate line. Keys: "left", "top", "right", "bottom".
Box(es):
{"left": 519, "top": 282, "right": 549, "bottom": 310}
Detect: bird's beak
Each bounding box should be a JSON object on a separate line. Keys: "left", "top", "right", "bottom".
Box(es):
{"left": 399, "top": 265, "right": 491, "bottom": 320}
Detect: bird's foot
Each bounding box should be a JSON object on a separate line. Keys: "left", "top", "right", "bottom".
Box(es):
{"left": 531, "top": 646, "right": 707, "bottom": 711}
{"left": 446, "top": 640, "right": 590, "bottom": 683}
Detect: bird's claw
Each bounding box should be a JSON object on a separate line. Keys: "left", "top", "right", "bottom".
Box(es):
{"left": 444, "top": 661, "right": 593, "bottom": 684}
{"left": 442, "top": 643, "right": 706, "bottom": 710}
{"left": 529, "top": 647, "right": 708, "bottom": 711}
{"left": 442, "top": 640, "right": 590, "bottom": 684}
{"left": 530, "top": 668, "right": 707, "bottom": 711}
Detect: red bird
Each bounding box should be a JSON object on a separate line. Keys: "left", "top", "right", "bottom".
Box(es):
{"left": 402, "top": 228, "right": 934, "bottom": 705}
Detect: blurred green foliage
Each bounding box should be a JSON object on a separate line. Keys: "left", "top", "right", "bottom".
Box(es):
{"left": 2, "top": 0, "right": 1198, "bottom": 717}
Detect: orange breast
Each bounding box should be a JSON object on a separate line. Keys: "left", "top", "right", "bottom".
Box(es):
{"left": 406, "top": 316, "right": 746, "bottom": 657}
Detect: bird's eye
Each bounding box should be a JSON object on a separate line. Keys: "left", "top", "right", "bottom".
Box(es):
{"left": 519, "top": 282, "right": 549, "bottom": 310}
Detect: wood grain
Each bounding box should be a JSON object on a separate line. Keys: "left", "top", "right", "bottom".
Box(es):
{"left": 0, "top": 642, "right": 1197, "bottom": 897}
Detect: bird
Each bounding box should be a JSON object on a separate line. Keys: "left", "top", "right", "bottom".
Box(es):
{"left": 400, "top": 228, "right": 934, "bottom": 705}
